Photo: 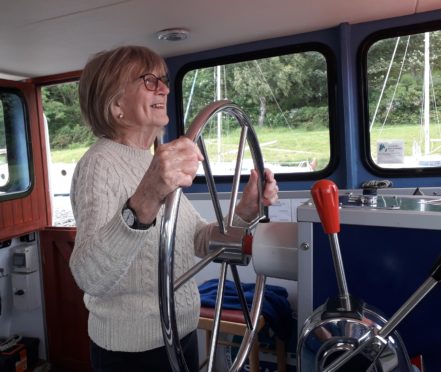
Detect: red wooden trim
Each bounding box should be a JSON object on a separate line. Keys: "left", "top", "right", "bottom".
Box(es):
{"left": 35, "top": 86, "right": 52, "bottom": 225}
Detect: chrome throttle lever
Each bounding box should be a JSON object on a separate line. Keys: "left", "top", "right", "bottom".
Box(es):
{"left": 324, "top": 255, "right": 441, "bottom": 372}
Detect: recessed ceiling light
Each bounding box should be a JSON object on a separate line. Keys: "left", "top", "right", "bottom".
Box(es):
{"left": 156, "top": 28, "right": 190, "bottom": 42}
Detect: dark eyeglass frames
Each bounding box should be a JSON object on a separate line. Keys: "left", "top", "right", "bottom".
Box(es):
{"left": 138, "top": 73, "right": 169, "bottom": 91}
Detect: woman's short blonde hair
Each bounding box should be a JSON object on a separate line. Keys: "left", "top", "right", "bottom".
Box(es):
{"left": 79, "top": 45, "right": 167, "bottom": 139}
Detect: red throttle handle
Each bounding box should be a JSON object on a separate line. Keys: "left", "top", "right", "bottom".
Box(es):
{"left": 311, "top": 179, "right": 340, "bottom": 234}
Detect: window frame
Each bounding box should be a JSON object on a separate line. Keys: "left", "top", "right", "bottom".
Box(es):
{"left": 174, "top": 42, "right": 339, "bottom": 183}
{"left": 0, "top": 87, "right": 34, "bottom": 201}
{"left": 358, "top": 20, "right": 441, "bottom": 177}
{"left": 37, "top": 75, "right": 84, "bottom": 228}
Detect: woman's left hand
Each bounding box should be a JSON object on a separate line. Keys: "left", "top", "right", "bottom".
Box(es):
{"left": 235, "top": 168, "right": 279, "bottom": 222}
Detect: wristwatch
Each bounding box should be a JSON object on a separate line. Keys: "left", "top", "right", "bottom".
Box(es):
{"left": 121, "top": 201, "right": 156, "bottom": 230}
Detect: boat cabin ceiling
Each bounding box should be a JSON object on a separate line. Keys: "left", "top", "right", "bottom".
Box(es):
{"left": 2, "top": 0, "right": 441, "bottom": 79}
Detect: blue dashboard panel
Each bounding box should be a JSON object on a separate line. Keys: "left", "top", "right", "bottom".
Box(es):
{"left": 312, "top": 223, "right": 441, "bottom": 370}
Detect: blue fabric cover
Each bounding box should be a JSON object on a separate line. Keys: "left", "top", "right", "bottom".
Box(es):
{"left": 198, "top": 279, "right": 294, "bottom": 341}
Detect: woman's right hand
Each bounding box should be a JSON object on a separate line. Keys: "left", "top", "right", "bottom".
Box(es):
{"left": 129, "top": 136, "right": 204, "bottom": 224}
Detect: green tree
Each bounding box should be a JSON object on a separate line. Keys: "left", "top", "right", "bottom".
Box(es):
{"left": 182, "top": 51, "right": 329, "bottom": 130}
{"left": 42, "top": 82, "right": 94, "bottom": 149}
{"left": 368, "top": 31, "right": 441, "bottom": 128}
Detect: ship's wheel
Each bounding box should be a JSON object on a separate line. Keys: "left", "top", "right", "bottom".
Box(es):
{"left": 158, "top": 100, "right": 268, "bottom": 372}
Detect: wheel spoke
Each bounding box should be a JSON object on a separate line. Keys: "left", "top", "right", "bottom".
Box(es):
{"left": 174, "top": 247, "right": 225, "bottom": 291}
{"left": 207, "top": 262, "right": 229, "bottom": 372}
{"left": 197, "top": 136, "right": 226, "bottom": 234}
{"left": 230, "top": 274, "right": 266, "bottom": 372}
{"left": 227, "top": 125, "right": 248, "bottom": 228}
{"left": 230, "top": 264, "right": 253, "bottom": 329}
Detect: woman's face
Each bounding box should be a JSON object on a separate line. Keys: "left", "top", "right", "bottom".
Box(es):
{"left": 116, "top": 68, "right": 170, "bottom": 134}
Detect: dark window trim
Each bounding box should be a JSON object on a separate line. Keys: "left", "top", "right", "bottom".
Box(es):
{"left": 0, "top": 87, "right": 34, "bottom": 201}
{"left": 174, "top": 42, "right": 339, "bottom": 183}
{"left": 358, "top": 21, "right": 441, "bottom": 177}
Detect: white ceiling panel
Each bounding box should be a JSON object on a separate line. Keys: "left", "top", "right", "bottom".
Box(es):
{"left": 0, "top": 0, "right": 439, "bottom": 78}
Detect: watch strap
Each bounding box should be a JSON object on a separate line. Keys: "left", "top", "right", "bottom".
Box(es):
{"left": 123, "top": 201, "right": 156, "bottom": 230}
{"left": 133, "top": 216, "right": 156, "bottom": 230}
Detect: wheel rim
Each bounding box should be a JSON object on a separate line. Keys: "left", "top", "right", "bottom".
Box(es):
{"left": 158, "top": 100, "right": 267, "bottom": 372}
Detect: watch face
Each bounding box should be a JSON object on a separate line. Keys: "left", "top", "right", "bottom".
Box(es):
{"left": 122, "top": 207, "right": 135, "bottom": 227}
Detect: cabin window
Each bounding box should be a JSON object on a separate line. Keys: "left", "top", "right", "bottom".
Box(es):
{"left": 365, "top": 29, "right": 441, "bottom": 172}
{"left": 181, "top": 50, "right": 332, "bottom": 176}
{"left": 41, "top": 81, "right": 94, "bottom": 226}
{"left": 0, "top": 90, "right": 32, "bottom": 198}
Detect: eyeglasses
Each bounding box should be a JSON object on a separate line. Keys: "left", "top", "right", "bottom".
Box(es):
{"left": 139, "top": 73, "right": 169, "bottom": 91}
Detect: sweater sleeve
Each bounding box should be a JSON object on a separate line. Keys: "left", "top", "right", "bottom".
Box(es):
{"left": 69, "top": 153, "right": 152, "bottom": 297}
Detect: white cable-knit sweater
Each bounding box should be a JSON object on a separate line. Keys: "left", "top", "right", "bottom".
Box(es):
{"left": 69, "top": 137, "right": 215, "bottom": 352}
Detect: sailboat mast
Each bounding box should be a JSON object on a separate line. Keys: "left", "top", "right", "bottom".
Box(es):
{"left": 216, "top": 65, "right": 222, "bottom": 162}
{"left": 424, "top": 32, "right": 430, "bottom": 155}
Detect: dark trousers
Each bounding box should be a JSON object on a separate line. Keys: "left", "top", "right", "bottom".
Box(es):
{"left": 90, "top": 331, "right": 199, "bottom": 372}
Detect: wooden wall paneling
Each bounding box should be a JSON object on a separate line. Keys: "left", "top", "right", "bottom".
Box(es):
{"left": 40, "top": 227, "right": 91, "bottom": 372}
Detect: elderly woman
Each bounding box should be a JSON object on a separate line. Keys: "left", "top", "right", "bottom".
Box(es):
{"left": 69, "top": 45, "right": 278, "bottom": 372}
